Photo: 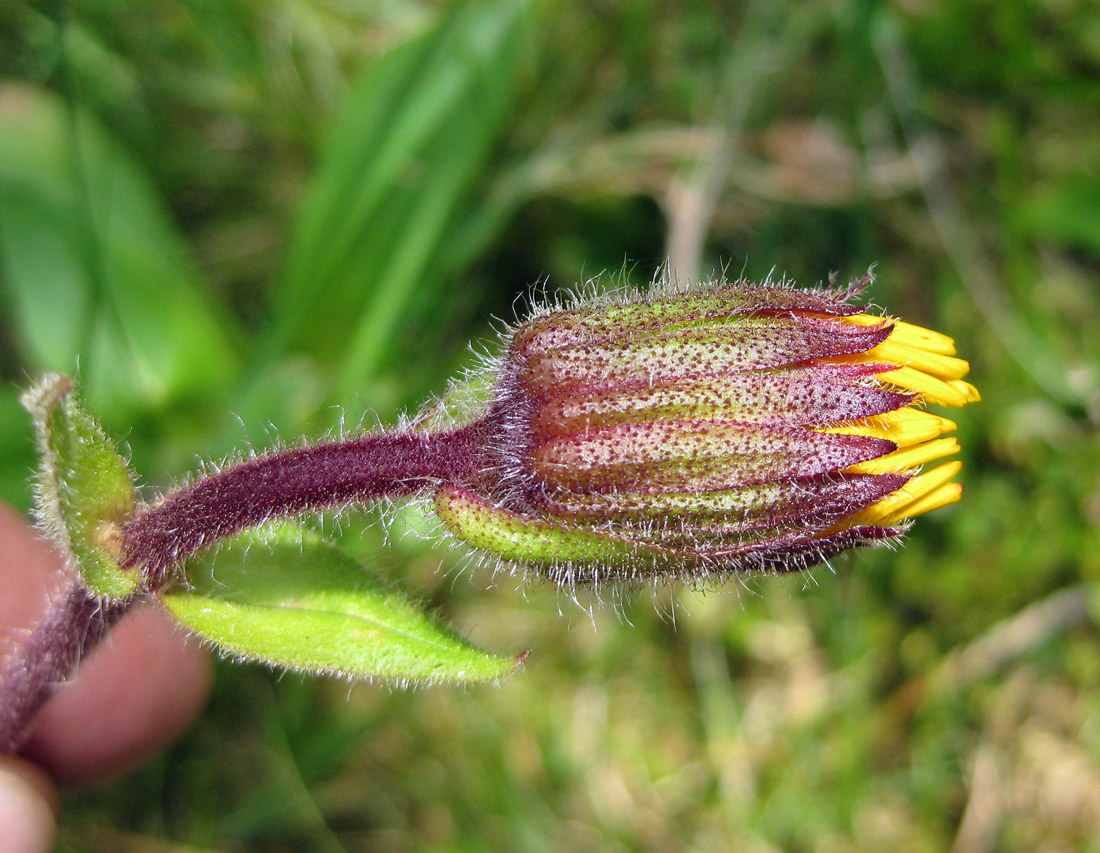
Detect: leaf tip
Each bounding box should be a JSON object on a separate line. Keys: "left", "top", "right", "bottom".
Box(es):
{"left": 20, "top": 372, "right": 75, "bottom": 420}
{"left": 21, "top": 373, "right": 139, "bottom": 599}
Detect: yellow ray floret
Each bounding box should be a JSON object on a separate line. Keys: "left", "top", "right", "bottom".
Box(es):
{"left": 835, "top": 314, "right": 981, "bottom": 407}
{"left": 882, "top": 320, "right": 958, "bottom": 355}
{"left": 840, "top": 314, "right": 958, "bottom": 354}
{"left": 846, "top": 437, "right": 960, "bottom": 475}
{"left": 824, "top": 407, "right": 957, "bottom": 447}
{"left": 840, "top": 460, "right": 964, "bottom": 527}
{"left": 877, "top": 367, "right": 980, "bottom": 408}
{"left": 816, "top": 312, "right": 977, "bottom": 527}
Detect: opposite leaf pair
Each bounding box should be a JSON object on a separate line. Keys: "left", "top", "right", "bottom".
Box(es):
{"left": 19, "top": 374, "right": 520, "bottom": 687}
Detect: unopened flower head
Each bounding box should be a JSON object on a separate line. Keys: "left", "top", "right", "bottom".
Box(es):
{"left": 434, "top": 273, "right": 979, "bottom": 585}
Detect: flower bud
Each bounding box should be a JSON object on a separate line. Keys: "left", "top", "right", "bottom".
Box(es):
{"left": 435, "top": 275, "right": 979, "bottom": 584}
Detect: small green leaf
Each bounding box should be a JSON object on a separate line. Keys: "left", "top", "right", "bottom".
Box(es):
{"left": 21, "top": 374, "right": 138, "bottom": 599}
{"left": 435, "top": 483, "right": 661, "bottom": 570}
{"left": 162, "top": 523, "right": 523, "bottom": 685}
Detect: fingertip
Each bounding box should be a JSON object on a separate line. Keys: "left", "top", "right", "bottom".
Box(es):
{"left": 0, "top": 502, "right": 67, "bottom": 646}
{"left": 0, "top": 756, "right": 57, "bottom": 853}
{"left": 25, "top": 603, "right": 214, "bottom": 785}
{"left": 0, "top": 499, "right": 213, "bottom": 785}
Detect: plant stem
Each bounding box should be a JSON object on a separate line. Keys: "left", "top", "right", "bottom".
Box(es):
{"left": 121, "top": 416, "right": 501, "bottom": 588}
{"left": 0, "top": 581, "right": 132, "bottom": 754}
{"left": 1, "top": 414, "right": 502, "bottom": 755}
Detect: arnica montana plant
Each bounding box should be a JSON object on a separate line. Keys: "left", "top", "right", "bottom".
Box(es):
{"left": 434, "top": 273, "right": 979, "bottom": 585}
{"left": 0, "top": 272, "right": 977, "bottom": 750}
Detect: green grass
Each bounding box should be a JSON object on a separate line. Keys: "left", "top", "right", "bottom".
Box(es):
{"left": 3, "top": 0, "right": 1100, "bottom": 850}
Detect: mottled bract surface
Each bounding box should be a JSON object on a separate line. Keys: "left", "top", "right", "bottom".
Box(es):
{"left": 435, "top": 275, "right": 979, "bottom": 585}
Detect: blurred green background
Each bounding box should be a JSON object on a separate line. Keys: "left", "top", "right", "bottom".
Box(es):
{"left": 2, "top": 0, "right": 1100, "bottom": 850}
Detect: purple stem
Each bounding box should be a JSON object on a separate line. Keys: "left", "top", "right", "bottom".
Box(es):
{"left": 0, "top": 581, "right": 131, "bottom": 753}
{"left": 0, "top": 414, "right": 500, "bottom": 755}
{"left": 121, "top": 417, "right": 499, "bottom": 587}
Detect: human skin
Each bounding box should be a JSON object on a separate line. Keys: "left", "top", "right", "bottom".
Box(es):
{"left": 0, "top": 501, "right": 212, "bottom": 851}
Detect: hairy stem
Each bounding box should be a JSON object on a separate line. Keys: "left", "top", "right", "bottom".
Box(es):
{"left": 1, "top": 415, "right": 501, "bottom": 755}
{"left": 121, "top": 416, "right": 500, "bottom": 587}
{"left": 0, "top": 581, "right": 132, "bottom": 754}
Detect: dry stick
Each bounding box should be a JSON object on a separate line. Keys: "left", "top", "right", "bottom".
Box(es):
{"left": 888, "top": 585, "right": 1092, "bottom": 719}
{"left": 872, "top": 15, "right": 1087, "bottom": 409}
{"left": 664, "top": 0, "right": 797, "bottom": 285}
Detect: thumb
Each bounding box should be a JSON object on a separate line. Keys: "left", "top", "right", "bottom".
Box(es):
{"left": 0, "top": 756, "right": 57, "bottom": 853}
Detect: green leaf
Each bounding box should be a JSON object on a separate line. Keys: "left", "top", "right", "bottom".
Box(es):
{"left": 0, "top": 84, "right": 240, "bottom": 421}
{"left": 21, "top": 374, "right": 138, "bottom": 599}
{"left": 162, "top": 523, "right": 523, "bottom": 685}
{"left": 266, "top": 0, "right": 533, "bottom": 401}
